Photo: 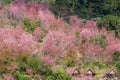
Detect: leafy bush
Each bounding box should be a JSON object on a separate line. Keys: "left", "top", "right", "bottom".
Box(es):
{"left": 92, "top": 35, "right": 107, "bottom": 48}
{"left": 116, "top": 63, "right": 120, "bottom": 75}
{"left": 82, "top": 61, "right": 111, "bottom": 70}
{"left": 40, "top": 64, "right": 52, "bottom": 76}
{"left": 17, "top": 54, "right": 52, "bottom": 76}
{"left": 46, "top": 72, "right": 72, "bottom": 80}
{"left": 27, "top": 56, "right": 41, "bottom": 73}
{"left": 16, "top": 72, "right": 28, "bottom": 80}
{"left": 0, "top": 0, "right": 13, "bottom": 5}
{"left": 29, "top": 0, "right": 46, "bottom": 3}
{"left": 60, "top": 51, "right": 79, "bottom": 67}
{"left": 17, "top": 54, "right": 30, "bottom": 72}
{"left": 113, "top": 51, "right": 120, "bottom": 63}
{"left": 97, "top": 15, "right": 120, "bottom": 37}
{"left": 46, "top": 66, "right": 72, "bottom": 80}
{"left": 23, "top": 18, "right": 41, "bottom": 33}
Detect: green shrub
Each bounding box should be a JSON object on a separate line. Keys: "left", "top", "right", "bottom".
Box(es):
{"left": 92, "top": 35, "right": 107, "bottom": 48}
{"left": 116, "top": 63, "right": 120, "bottom": 75}
{"left": 23, "top": 18, "right": 41, "bottom": 33}
{"left": 59, "top": 51, "right": 79, "bottom": 67}
{"left": 16, "top": 53, "right": 52, "bottom": 77}
{"left": 97, "top": 15, "right": 120, "bottom": 37}
{"left": 113, "top": 51, "right": 120, "bottom": 63}
{"left": 27, "top": 56, "right": 41, "bottom": 73}
{"left": 16, "top": 72, "right": 28, "bottom": 80}
{"left": 49, "top": 72, "right": 72, "bottom": 80}
{"left": 46, "top": 66, "right": 72, "bottom": 80}
{"left": 82, "top": 61, "right": 111, "bottom": 70}
{"left": 29, "top": 0, "right": 44, "bottom": 3}
{"left": 16, "top": 54, "right": 30, "bottom": 72}
{"left": 40, "top": 64, "right": 52, "bottom": 76}
{"left": 52, "top": 0, "right": 120, "bottom": 19}
{"left": 0, "top": 0, "right": 13, "bottom": 5}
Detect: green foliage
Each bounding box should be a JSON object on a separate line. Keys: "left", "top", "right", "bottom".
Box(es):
{"left": 47, "top": 0, "right": 56, "bottom": 4}
{"left": 92, "top": 35, "right": 107, "bottom": 48}
{"left": 27, "top": 56, "right": 41, "bottom": 73}
{"left": 28, "top": 0, "right": 56, "bottom": 3}
{"left": 116, "top": 63, "right": 120, "bottom": 75}
{"left": 59, "top": 51, "right": 78, "bottom": 67}
{"left": 23, "top": 18, "right": 41, "bottom": 33}
{"left": 16, "top": 53, "right": 52, "bottom": 78}
{"left": 46, "top": 66, "right": 72, "bottom": 80}
{"left": 0, "top": 53, "right": 44, "bottom": 80}
{"left": 82, "top": 61, "right": 116, "bottom": 78}
{"left": 51, "top": 0, "right": 120, "bottom": 19}
{"left": 16, "top": 72, "right": 28, "bottom": 80}
{"left": 98, "top": 15, "right": 120, "bottom": 31}
{"left": 40, "top": 64, "right": 52, "bottom": 76}
{"left": 113, "top": 51, "right": 120, "bottom": 63}
{"left": 82, "top": 61, "right": 110, "bottom": 70}
{"left": 48, "top": 72, "right": 72, "bottom": 80}
{"left": 103, "top": 0, "right": 120, "bottom": 15}
{"left": 17, "top": 54, "right": 29, "bottom": 72}
{"left": 51, "top": 0, "right": 77, "bottom": 18}
{"left": 0, "top": 0, "right": 14, "bottom": 5}
{"left": 29, "top": 0, "right": 44, "bottom": 2}
{"left": 98, "top": 15, "right": 120, "bottom": 37}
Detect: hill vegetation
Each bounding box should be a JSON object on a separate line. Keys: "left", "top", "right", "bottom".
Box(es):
{"left": 0, "top": 0, "right": 120, "bottom": 80}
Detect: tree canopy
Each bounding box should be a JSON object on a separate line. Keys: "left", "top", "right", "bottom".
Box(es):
{"left": 51, "top": 0, "right": 120, "bottom": 19}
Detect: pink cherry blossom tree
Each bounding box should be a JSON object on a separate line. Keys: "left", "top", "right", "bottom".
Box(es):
{"left": 0, "top": 27, "right": 37, "bottom": 57}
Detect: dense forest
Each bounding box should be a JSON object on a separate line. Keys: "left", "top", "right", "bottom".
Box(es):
{"left": 52, "top": 0, "right": 120, "bottom": 18}
{"left": 0, "top": 0, "right": 120, "bottom": 80}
